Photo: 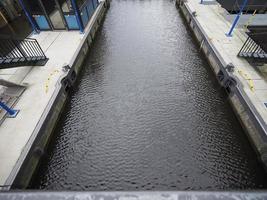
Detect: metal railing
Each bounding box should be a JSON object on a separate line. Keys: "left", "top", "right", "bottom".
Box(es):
{"left": 0, "top": 35, "right": 47, "bottom": 68}
{"left": 238, "top": 32, "right": 267, "bottom": 61}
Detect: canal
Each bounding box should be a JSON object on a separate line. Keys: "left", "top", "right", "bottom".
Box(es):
{"left": 31, "top": 0, "right": 267, "bottom": 190}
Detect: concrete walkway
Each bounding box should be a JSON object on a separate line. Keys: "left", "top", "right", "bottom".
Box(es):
{"left": 185, "top": 0, "right": 267, "bottom": 124}
{"left": 0, "top": 0, "right": 107, "bottom": 189}
{"left": 0, "top": 31, "right": 84, "bottom": 186}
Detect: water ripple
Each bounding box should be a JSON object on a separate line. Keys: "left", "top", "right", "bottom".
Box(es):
{"left": 31, "top": 0, "right": 267, "bottom": 190}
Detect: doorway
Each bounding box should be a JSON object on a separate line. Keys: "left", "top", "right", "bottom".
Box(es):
{"left": 38, "top": 0, "right": 67, "bottom": 30}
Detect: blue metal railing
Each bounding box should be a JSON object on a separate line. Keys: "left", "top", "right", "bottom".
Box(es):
{"left": 0, "top": 101, "right": 18, "bottom": 117}
{"left": 226, "top": 0, "right": 249, "bottom": 36}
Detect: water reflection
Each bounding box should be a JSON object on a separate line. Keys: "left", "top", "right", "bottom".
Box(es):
{"left": 31, "top": 0, "right": 267, "bottom": 190}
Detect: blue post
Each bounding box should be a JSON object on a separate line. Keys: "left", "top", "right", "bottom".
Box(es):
{"left": 91, "top": 0, "right": 95, "bottom": 9}
{"left": 0, "top": 101, "right": 19, "bottom": 117}
{"left": 17, "top": 0, "right": 39, "bottom": 34}
{"left": 200, "top": 0, "right": 203, "bottom": 4}
{"left": 71, "top": 0, "right": 84, "bottom": 33}
{"left": 226, "top": 0, "right": 249, "bottom": 37}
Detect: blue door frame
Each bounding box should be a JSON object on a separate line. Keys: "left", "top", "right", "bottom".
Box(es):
{"left": 20, "top": 0, "right": 97, "bottom": 33}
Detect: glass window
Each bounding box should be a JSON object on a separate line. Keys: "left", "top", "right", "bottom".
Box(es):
{"left": 58, "top": 0, "right": 73, "bottom": 13}
{"left": 23, "top": 0, "right": 42, "bottom": 14}
{"left": 41, "top": 0, "right": 65, "bottom": 29}
{"left": 76, "top": 0, "right": 87, "bottom": 8}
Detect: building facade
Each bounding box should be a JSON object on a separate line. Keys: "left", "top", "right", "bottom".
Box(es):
{"left": 0, "top": 0, "right": 22, "bottom": 28}
{"left": 20, "top": 0, "right": 99, "bottom": 32}
{"left": 0, "top": 0, "right": 98, "bottom": 33}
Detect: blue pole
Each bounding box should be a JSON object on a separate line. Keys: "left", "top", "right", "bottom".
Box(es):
{"left": 91, "top": 0, "right": 95, "bottom": 9}
{"left": 17, "top": 0, "right": 39, "bottom": 34}
{"left": 71, "top": 0, "right": 84, "bottom": 33}
{"left": 0, "top": 101, "right": 18, "bottom": 117}
{"left": 200, "top": 0, "right": 203, "bottom": 4}
{"left": 226, "top": 0, "right": 249, "bottom": 37}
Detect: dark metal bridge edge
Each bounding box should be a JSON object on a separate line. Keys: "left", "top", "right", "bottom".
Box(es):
{"left": 0, "top": 191, "right": 267, "bottom": 200}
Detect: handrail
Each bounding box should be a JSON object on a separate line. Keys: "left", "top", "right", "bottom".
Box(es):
{"left": 0, "top": 35, "right": 47, "bottom": 68}
{"left": 238, "top": 31, "right": 267, "bottom": 60}
{"left": 0, "top": 34, "right": 36, "bottom": 42}
{"left": 247, "top": 31, "right": 267, "bottom": 36}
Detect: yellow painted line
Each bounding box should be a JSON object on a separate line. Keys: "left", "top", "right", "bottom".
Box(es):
{"left": 45, "top": 70, "right": 59, "bottom": 93}
{"left": 237, "top": 69, "right": 255, "bottom": 92}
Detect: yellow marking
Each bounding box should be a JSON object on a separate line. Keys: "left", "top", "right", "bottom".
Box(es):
{"left": 45, "top": 70, "right": 59, "bottom": 93}
{"left": 238, "top": 69, "right": 255, "bottom": 92}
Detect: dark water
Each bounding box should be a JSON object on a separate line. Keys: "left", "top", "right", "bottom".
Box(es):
{"left": 31, "top": 0, "right": 267, "bottom": 190}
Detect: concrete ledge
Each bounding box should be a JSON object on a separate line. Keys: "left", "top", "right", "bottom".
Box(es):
{"left": 1, "top": 191, "right": 267, "bottom": 200}
{"left": 177, "top": 0, "right": 267, "bottom": 170}
{"left": 2, "top": 0, "right": 109, "bottom": 190}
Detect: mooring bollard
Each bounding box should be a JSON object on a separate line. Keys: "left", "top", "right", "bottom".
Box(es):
{"left": 0, "top": 101, "right": 19, "bottom": 117}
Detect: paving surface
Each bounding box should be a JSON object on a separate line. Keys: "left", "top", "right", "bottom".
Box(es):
{"left": 0, "top": 30, "right": 84, "bottom": 186}
{"left": 185, "top": 0, "right": 267, "bottom": 125}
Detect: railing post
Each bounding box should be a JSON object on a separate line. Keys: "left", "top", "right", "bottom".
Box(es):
{"left": 17, "top": 0, "right": 39, "bottom": 34}
{"left": 13, "top": 40, "right": 28, "bottom": 59}
{"left": 91, "top": 0, "right": 95, "bottom": 9}
{"left": 34, "top": 39, "right": 46, "bottom": 57}
{"left": 238, "top": 37, "right": 248, "bottom": 55}
{"left": 71, "top": 0, "right": 84, "bottom": 33}
{"left": 226, "top": 0, "right": 249, "bottom": 37}
{"left": 0, "top": 101, "right": 19, "bottom": 117}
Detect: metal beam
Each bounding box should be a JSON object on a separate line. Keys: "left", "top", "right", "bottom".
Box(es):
{"left": 17, "top": 0, "right": 39, "bottom": 34}
{"left": 226, "top": 0, "right": 249, "bottom": 37}
{"left": 70, "top": 0, "right": 84, "bottom": 33}
{"left": 0, "top": 101, "right": 18, "bottom": 117}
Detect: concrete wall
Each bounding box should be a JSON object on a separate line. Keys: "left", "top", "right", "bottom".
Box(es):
{"left": 176, "top": 0, "right": 267, "bottom": 171}
{"left": 7, "top": 0, "right": 110, "bottom": 189}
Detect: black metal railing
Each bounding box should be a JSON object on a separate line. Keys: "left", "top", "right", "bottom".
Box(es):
{"left": 238, "top": 32, "right": 267, "bottom": 62}
{"left": 0, "top": 35, "right": 48, "bottom": 69}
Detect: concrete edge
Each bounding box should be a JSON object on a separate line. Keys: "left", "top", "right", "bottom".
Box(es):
{"left": 2, "top": 0, "right": 109, "bottom": 190}
{"left": 176, "top": 0, "right": 267, "bottom": 170}
{"left": 1, "top": 191, "right": 267, "bottom": 199}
